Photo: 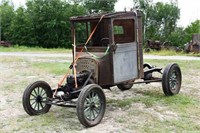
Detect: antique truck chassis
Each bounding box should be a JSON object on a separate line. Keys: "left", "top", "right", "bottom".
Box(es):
{"left": 22, "top": 11, "right": 182, "bottom": 127}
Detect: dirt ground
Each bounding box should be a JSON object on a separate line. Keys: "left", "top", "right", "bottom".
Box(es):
{"left": 0, "top": 54, "right": 200, "bottom": 133}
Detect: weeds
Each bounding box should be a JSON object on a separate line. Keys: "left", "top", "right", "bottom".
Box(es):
{"left": 0, "top": 45, "right": 71, "bottom": 53}
{"left": 32, "top": 62, "right": 71, "bottom": 75}
{"left": 108, "top": 89, "right": 198, "bottom": 111}
{"left": 144, "top": 49, "right": 200, "bottom": 57}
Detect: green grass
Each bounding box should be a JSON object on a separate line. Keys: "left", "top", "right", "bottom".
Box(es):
{"left": 32, "top": 62, "right": 71, "bottom": 75}
{"left": 142, "top": 118, "right": 200, "bottom": 132}
{"left": 144, "top": 49, "right": 200, "bottom": 56}
{"left": 144, "top": 59, "right": 200, "bottom": 73}
{"left": 139, "top": 90, "right": 198, "bottom": 111}
{"left": 110, "top": 89, "right": 200, "bottom": 132}
{"left": 1, "top": 45, "right": 200, "bottom": 56}
{"left": 108, "top": 90, "right": 198, "bottom": 110}
{"left": 0, "top": 56, "right": 24, "bottom": 62}
{"left": 0, "top": 108, "right": 82, "bottom": 133}
{"left": 0, "top": 45, "right": 71, "bottom": 53}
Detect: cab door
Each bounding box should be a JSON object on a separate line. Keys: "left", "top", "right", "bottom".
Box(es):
{"left": 112, "top": 19, "right": 139, "bottom": 83}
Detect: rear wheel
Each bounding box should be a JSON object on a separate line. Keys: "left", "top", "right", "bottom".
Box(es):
{"left": 22, "top": 81, "right": 52, "bottom": 115}
{"left": 117, "top": 83, "right": 133, "bottom": 91}
{"left": 77, "top": 84, "right": 106, "bottom": 127}
{"left": 162, "top": 63, "right": 182, "bottom": 96}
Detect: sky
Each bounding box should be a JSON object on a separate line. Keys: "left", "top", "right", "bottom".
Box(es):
{"left": 12, "top": 0, "right": 200, "bottom": 28}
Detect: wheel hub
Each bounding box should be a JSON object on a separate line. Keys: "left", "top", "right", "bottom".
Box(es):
{"left": 84, "top": 91, "right": 102, "bottom": 121}
{"left": 170, "top": 71, "right": 177, "bottom": 90}
{"left": 36, "top": 95, "right": 42, "bottom": 103}
{"left": 90, "top": 102, "right": 96, "bottom": 109}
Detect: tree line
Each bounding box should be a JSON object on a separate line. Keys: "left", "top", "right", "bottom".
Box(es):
{"left": 0, "top": 0, "right": 199, "bottom": 48}
{"left": 133, "top": 0, "right": 200, "bottom": 48}
{"left": 0, "top": 0, "right": 116, "bottom": 48}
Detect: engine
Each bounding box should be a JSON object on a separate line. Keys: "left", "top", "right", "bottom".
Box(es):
{"left": 67, "top": 72, "right": 89, "bottom": 87}
{"left": 61, "top": 72, "right": 90, "bottom": 94}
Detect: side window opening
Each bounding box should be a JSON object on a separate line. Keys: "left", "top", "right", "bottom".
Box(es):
{"left": 113, "top": 19, "right": 135, "bottom": 44}
{"left": 76, "top": 22, "right": 90, "bottom": 46}
{"left": 114, "top": 26, "right": 124, "bottom": 35}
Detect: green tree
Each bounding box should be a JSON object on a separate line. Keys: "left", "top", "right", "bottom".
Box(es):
{"left": 1, "top": 0, "right": 119, "bottom": 48}
{"left": 26, "top": 0, "right": 86, "bottom": 48}
{"left": 167, "top": 27, "right": 186, "bottom": 47}
{"left": 154, "top": 2, "right": 180, "bottom": 40}
{"left": 9, "top": 6, "right": 35, "bottom": 45}
{"left": 133, "top": 0, "right": 180, "bottom": 46}
{"left": 167, "top": 20, "right": 200, "bottom": 48}
{"left": 83, "top": 0, "right": 117, "bottom": 14}
{"left": 184, "top": 20, "right": 200, "bottom": 43}
{"left": 0, "top": 0, "right": 15, "bottom": 41}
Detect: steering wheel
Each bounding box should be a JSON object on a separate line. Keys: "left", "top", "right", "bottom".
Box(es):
{"left": 100, "top": 38, "right": 109, "bottom": 46}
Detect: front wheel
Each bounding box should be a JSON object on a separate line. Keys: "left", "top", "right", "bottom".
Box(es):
{"left": 162, "top": 63, "right": 182, "bottom": 96}
{"left": 77, "top": 84, "right": 106, "bottom": 127}
{"left": 22, "top": 81, "right": 52, "bottom": 115}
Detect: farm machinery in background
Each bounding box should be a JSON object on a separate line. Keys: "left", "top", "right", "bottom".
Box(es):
{"left": 0, "top": 41, "right": 11, "bottom": 47}
{"left": 145, "top": 34, "right": 200, "bottom": 53}
{"left": 184, "top": 34, "right": 200, "bottom": 53}
{"left": 144, "top": 40, "right": 181, "bottom": 52}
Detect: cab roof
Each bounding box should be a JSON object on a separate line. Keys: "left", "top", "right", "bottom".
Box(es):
{"left": 70, "top": 11, "right": 143, "bottom": 22}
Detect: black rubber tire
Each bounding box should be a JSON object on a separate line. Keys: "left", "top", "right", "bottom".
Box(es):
{"left": 144, "top": 48, "right": 151, "bottom": 53}
{"left": 77, "top": 84, "right": 106, "bottom": 127}
{"left": 22, "top": 81, "right": 52, "bottom": 115}
{"left": 117, "top": 83, "right": 133, "bottom": 91}
{"left": 162, "top": 63, "right": 182, "bottom": 96}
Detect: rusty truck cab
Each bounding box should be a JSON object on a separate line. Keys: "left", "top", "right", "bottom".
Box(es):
{"left": 70, "top": 11, "right": 144, "bottom": 86}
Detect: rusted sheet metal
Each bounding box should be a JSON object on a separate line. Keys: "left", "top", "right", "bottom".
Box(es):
{"left": 193, "top": 34, "right": 200, "bottom": 43}
{"left": 191, "top": 44, "right": 200, "bottom": 53}
{"left": 0, "top": 41, "right": 11, "bottom": 47}
{"left": 113, "top": 43, "right": 138, "bottom": 83}
{"left": 137, "top": 14, "right": 144, "bottom": 78}
{"left": 147, "top": 40, "right": 162, "bottom": 50}
{"left": 185, "top": 34, "right": 200, "bottom": 53}
{"left": 70, "top": 11, "right": 143, "bottom": 22}
{"left": 71, "top": 11, "right": 144, "bottom": 86}
{"left": 76, "top": 57, "right": 99, "bottom": 83}
{"left": 98, "top": 54, "right": 113, "bottom": 85}
{"left": 191, "top": 34, "right": 200, "bottom": 53}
